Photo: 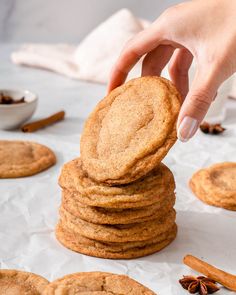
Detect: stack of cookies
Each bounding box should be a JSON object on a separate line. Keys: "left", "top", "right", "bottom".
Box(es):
{"left": 56, "top": 76, "right": 181, "bottom": 259}
{"left": 57, "top": 158, "right": 177, "bottom": 259}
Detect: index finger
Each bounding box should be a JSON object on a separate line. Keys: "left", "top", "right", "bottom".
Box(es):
{"left": 107, "top": 24, "right": 164, "bottom": 92}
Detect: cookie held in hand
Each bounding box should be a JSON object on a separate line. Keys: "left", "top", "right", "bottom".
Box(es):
{"left": 190, "top": 162, "right": 236, "bottom": 210}
{"left": 80, "top": 76, "right": 181, "bottom": 184}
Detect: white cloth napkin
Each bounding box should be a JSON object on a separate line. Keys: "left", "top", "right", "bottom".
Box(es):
{"left": 11, "top": 9, "right": 149, "bottom": 84}
{"left": 10, "top": 8, "right": 236, "bottom": 97}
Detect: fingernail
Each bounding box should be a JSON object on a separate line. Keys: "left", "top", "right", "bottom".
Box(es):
{"left": 177, "top": 116, "right": 198, "bottom": 142}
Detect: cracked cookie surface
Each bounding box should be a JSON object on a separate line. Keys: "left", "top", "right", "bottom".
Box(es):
{"left": 80, "top": 76, "right": 180, "bottom": 184}
{"left": 0, "top": 269, "right": 49, "bottom": 294}
{"left": 0, "top": 140, "right": 56, "bottom": 178}
{"left": 43, "top": 271, "right": 156, "bottom": 294}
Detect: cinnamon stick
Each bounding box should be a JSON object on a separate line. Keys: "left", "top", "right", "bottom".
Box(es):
{"left": 184, "top": 255, "right": 236, "bottom": 291}
{"left": 21, "top": 111, "right": 65, "bottom": 132}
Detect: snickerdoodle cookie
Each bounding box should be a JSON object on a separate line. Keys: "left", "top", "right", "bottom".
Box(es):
{"left": 0, "top": 269, "right": 49, "bottom": 294}
{"left": 0, "top": 140, "right": 56, "bottom": 178}
{"left": 43, "top": 271, "right": 156, "bottom": 294}
{"left": 61, "top": 192, "right": 175, "bottom": 224}
{"left": 56, "top": 222, "right": 177, "bottom": 259}
{"left": 59, "top": 158, "right": 175, "bottom": 208}
{"left": 190, "top": 162, "right": 236, "bottom": 210}
{"left": 80, "top": 76, "right": 181, "bottom": 184}
{"left": 59, "top": 207, "right": 176, "bottom": 242}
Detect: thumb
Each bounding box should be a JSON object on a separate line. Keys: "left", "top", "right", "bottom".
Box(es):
{"left": 177, "top": 68, "right": 220, "bottom": 142}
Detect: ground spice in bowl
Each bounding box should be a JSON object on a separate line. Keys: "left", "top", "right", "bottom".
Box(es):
{"left": 0, "top": 93, "right": 25, "bottom": 105}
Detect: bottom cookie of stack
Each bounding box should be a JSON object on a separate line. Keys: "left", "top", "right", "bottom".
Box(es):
{"left": 56, "top": 222, "right": 177, "bottom": 259}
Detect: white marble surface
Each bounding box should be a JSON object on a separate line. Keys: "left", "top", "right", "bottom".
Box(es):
{"left": 0, "top": 0, "right": 183, "bottom": 42}
{"left": 0, "top": 44, "right": 236, "bottom": 294}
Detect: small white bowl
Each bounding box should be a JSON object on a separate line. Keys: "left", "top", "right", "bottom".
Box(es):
{"left": 0, "top": 89, "right": 38, "bottom": 130}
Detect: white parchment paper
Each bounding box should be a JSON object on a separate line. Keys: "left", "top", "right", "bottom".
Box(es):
{"left": 0, "top": 45, "right": 236, "bottom": 294}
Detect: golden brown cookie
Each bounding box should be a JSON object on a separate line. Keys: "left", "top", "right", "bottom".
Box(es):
{"left": 59, "top": 158, "right": 175, "bottom": 208}
{"left": 43, "top": 271, "right": 156, "bottom": 294}
{"left": 58, "top": 222, "right": 176, "bottom": 252}
{"left": 80, "top": 76, "right": 181, "bottom": 184}
{"left": 61, "top": 191, "right": 175, "bottom": 224}
{"left": 59, "top": 207, "right": 176, "bottom": 242}
{"left": 56, "top": 222, "right": 177, "bottom": 259}
{"left": 0, "top": 269, "right": 49, "bottom": 294}
{"left": 190, "top": 162, "right": 236, "bottom": 210}
{"left": 0, "top": 140, "right": 56, "bottom": 178}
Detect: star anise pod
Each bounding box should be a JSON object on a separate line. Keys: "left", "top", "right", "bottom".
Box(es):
{"left": 179, "top": 275, "right": 220, "bottom": 294}
{"left": 200, "top": 122, "right": 226, "bottom": 135}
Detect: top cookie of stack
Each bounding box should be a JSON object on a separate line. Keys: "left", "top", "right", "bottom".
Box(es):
{"left": 80, "top": 76, "right": 180, "bottom": 185}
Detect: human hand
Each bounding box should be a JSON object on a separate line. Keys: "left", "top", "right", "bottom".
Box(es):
{"left": 108, "top": 0, "right": 236, "bottom": 141}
